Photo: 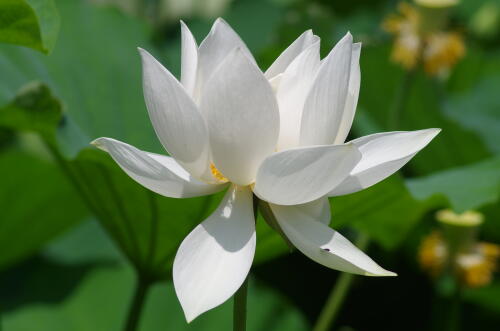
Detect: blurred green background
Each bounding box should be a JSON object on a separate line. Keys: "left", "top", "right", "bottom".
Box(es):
{"left": 0, "top": 0, "right": 499, "bottom": 330}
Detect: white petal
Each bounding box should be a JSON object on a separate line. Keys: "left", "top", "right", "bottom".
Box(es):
{"left": 180, "top": 20, "right": 198, "bottom": 97}
{"left": 201, "top": 48, "right": 280, "bottom": 185}
{"left": 270, "top": 203, "right": 396, "bottom": 276}
{"left": 333, "top": 42, "right": 361, "bottom": 144}
{"left": 254, "top": 144, "right": 362, "bottom": 205}
{"left": 264, "top": 30, "right": 319, "bottom": 79}
{"left": 91, "top": 138, "right": 226, "bottom": 198}
{"left": 196, "top": 18, "right": 255, "bottom": 101}
{"left": 329, "top": 129, "right": 441, "bottom": 196}
{"left": 138, "top": 48, "right": 210, "bottom": 179}
{"left": 276, "top": 41, "right": 321, "bottom": 150}
{"left": 300, "top": 33, "right": 353, "bottom": 146}
{"left": 281, "top": 197, "right": 331, "bottom": 226}
{"left": 173, "top": 185, "right": 256, "bottom": 322}
{"left": 268, "top": 73, "right": 282, "bottom": 93}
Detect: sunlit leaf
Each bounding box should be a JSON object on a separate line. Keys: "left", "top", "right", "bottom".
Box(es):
{"left": 0, "top": 0, "right": 60, "bottom": 54}
{"left": 407, "top": 156, "right": 500, "bottom": 213}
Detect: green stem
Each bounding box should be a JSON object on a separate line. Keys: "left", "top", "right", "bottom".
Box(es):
{"left": 124, "top": 275, "right": 152, "bottom": 331}
{"left": 233, "top": 276, "right": 249, "bottom": 331}
{"left": 312, "top": 233, "right": 371, "bottom": 331}
{"left": 447, "top": 284, "right": 462, "bottom": 331}
{"left": 388, "top": 69, "right": 416, "bottom": 130}
{"left": 231, "top": 195, "right": 259, "bottom": 331}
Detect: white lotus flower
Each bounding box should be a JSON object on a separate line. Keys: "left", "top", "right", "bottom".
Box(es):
{"left": 92, "top": 18, "right": 440, "bottom": 322}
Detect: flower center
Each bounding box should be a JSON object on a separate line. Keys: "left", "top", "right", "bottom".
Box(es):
{"left": 210, "top": 163, "right": 229, "bottom": 183}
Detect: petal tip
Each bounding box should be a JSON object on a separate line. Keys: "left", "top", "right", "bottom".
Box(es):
{"left": 365, "top": 269, "right": 398, "bottom": 277}
{"left": 431, "top": 127, "right": 442, "bottom": 135}
{"left": 214, "top": 17, "right": 228, "bottom": 27}
{"left": 421, "top": 127, "right": 442, "bottom": 141}
{"left": 90, "top": 138, "right": 105, "bottom": 150}
{"left": 137, "top": 47, "right": 152, "bottom": 61}
{"left": 183, "top": 310, "right": 198, "bottom": 324}
{"left": 90, "top": 138, "right": 103, "bottom": 148}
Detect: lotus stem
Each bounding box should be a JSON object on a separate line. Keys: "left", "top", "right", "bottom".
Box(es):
{"left": 124, "top": 275, "right": 151, "bottom": 331}
{"left": 233, "top": 276, "right": 249, "bottom": 331}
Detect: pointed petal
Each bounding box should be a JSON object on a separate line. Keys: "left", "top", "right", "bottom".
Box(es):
{"left": 196, "top": 18, "right": 255, "bottom": 100}
{"left": 270, "top": 203, "right": 396, "bottom": 276}
{"left": 276, "top": 41, "right": 321, "bottom": 150}
{"left": 333, "top": 42, "right": 362, "bottom": 144}
{"left": 92, "top": 138, "right": 226, "bottom": 198}
{"left": 201, "top": 48, "right": 280, "bottom": 185}
{"left": 180, "top": 21, "right": 198, "bottom": 97}
{"left": 265, "top": 30, "right": 319, "bottom": 79}
{"left": 329, "top": 129, "right": 441, "bottom": 196}
{"left": 173, "top": 185, "right": 256, "bottom": 322}
{"left": 254, "top": 144, "right": 361, "bottom": 205}
{"left": 300, "top": 33, "right": 353, "bottom": 146}
{"left": 139, "top": 48, "right": 210, "bottom": 179}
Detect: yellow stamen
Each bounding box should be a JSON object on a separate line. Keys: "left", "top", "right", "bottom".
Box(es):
{"left": 210, "top": 163, "right": 229, "bottom": 183}
{"left": 457, "top": 249, "right": 497, "bottom": 288}
{"left": 382, "top": 3, "right": 422, "bottom": 70}
{"left": 382, "top": 2, "right": 465, "bottom": 76}
{"left": 423, "top": 32, "right": 465, "bottom": 75}
{"left": 419, "top": 231, "right": 447, "bottom": 276}
{"left": 479, "top": 242, "right": 500, "bottom": 259}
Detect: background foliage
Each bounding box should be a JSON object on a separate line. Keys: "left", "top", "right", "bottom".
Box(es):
{"left": 0, "top": 0, "right": 499, "bottom": 330}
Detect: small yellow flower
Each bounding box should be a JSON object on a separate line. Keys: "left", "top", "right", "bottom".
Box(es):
{"left": 419, "top": 231, "right": 446, "bottom": 276}
{"left": 383, "top": 3, "right": 421, "bottom": 69}
{"left": 424, "top": 32, "right": 465, "bottom": 75}
{"left": 419, "top": 209, "right": 498, "bottom": 288}
{"left": 456, "top": 244, "right": 499, "bottom": 287}
{"left": 382, "top": 2, "right": 465, "bottom": 75}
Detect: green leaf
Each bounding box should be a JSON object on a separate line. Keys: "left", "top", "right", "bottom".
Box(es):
{"left": 0, "top": 150, "right": 87, "bottom": 271}
{"left": 44, "top": 219, "right": 124, "bottom": 265}
{"left": 0, "top": 0, "right": 60, "bottom": 54}
{"left": 0, "top": 83, "right": 87, "bottom": 270}
{"left": 444, "top": 76, "right": 500, "bottom": 154}
{"left": 406, "top": 156, "right": 500, "bottom": 213}
{"left": 330, "top": 176, "right": 434, "bottom": 249}
{"left": 463, "top": 282, "right": 500, "bottom": 313}
{"left": 2, "top": 264, "right": 309, "bottom": 331}
{"left": 0, "top": 81, "right": 62, "bottom": 139}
